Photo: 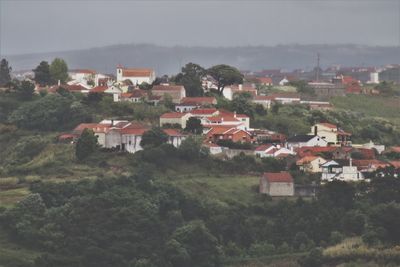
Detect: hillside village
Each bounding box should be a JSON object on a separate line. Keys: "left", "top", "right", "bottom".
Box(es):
{"left": 1, "top": 58, "right": 400, "bottom": 267}
{"left": 33, "top": 64, "right": 397, "bottom": 194}
{"left": 6, "top": 62, "right": 400, "bottom": 191}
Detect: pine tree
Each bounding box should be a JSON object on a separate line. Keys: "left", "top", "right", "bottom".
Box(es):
{"left": 0, "top": 58, "right": 12, "bottom": 86}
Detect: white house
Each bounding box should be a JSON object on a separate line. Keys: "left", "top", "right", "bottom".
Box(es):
{"left": 69, "top": 69, "right": 96, "bottom": 88}
{"left": 279, "top": 77, "right": 289, "bottom": 86}
{"left": 321, "top": 159, "right": 364, "bottom": 182}
{"left": 286, "top": 135, "right": 327, "bottom": 149}
{"left": 116, "top": 65, "right": 156, "bottom": 85}
{"left": 255, "top": 144, "right": 295, "bottom": 158}
{"left": 105, "top": 85, "right": 123, "bottom": 102}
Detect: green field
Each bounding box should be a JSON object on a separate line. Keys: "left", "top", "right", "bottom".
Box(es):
{"left": 0, "top": 187, "right": 30, "bottom": 208}
{"left": 331, "top": 95, "right": 400, "bottom": 122}
{"left": 171, "top": 174, "right": 260, "bottom": 205}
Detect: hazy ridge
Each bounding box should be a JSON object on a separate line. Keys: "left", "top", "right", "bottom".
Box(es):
{"left": 3, "top": 43, "right": 400, "bottom": 75}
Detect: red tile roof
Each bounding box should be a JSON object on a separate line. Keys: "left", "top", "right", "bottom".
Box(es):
{"left": 181, "top": 97, "right": 217, "bottom": 105}
{"left": 90, "top": 86, "right": 108, "bottom": 93}
{"left": 257, "top": 77, "right": 273, "bottom": 84}
{"left": 296, "top": 146, "right": 337, "bottom": 158}
{"left": 71, "top": 69, "right": 96, "bottom": 74}
{"left": 388, "top": 146, "right": 400, "bottom": 153}
{"left": 120, "top": 128, "right": 148, "bottom": 135}
{"left": 389, "top": 161, "right": 400, "bottom": 169}
{"left": 191, "top": 108, "right": 218, "bottom": 115}
{"left": 263, "top": 172, "right": 293, "bottom": 183}
{"left": 163, "top": 129, "right": 186, "bottom": 136}
{"left": 352, "top": 159, "right": 389, "bottom": 169}
{"left": 207, "top": 115, "right": 240, "bottom": 123}
{"left": 121, "top": 68, "right": 153, "bottom": 77}
{"left": 160, "top": 112, "right": 189, "bottom": 119}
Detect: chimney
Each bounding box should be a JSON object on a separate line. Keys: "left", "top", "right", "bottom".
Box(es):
{"left": 314, "top": 126, "right": 318, "bottom": 136}
{"left": 349, "top": 157, "right": 352, "bottom": 167}
{"left": 234, "top": 111, "right": 237, "bottom": 118}
{"left": 239, "top": 84, "right": 243, "bottom": 90}
{"left": 58, "top": 80, "right": 61, "bottom": 86}
{"left": 111, "top": 119, "right": 114, "bottom": 126}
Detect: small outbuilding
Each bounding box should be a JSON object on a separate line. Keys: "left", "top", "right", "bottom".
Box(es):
{"left": 259, "top": 172, "right": 294, "bottom": 196}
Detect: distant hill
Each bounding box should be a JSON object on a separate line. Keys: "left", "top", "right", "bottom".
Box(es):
{"left": 3, "top": 43, "right": 400, "bottom": 76}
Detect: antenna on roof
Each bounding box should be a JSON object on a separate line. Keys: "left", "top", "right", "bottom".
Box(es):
{"left": 316, "top": 52, "right": 320, "bottom": 82}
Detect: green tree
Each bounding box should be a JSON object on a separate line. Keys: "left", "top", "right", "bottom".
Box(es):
{"left": 75, "top": 128, "right": 98, "bottom": 161}
{"left": 9, "top": 94, "right": 91, "bottom": 131}
{"left": 207, "top": 64, "right": 243, "bottom": 96}
{"left": 318, "top": 180, "right": 355, "bottom": 210}
{"left": 16, "top": 80, "right": 35, "bottom": 100}
{"left": 0, "top": 58, "right": 12, "bottom": 86}
{"left": 231, "top": 92, "right": 254, "bottom": 117}
{"left": 167, "top": 221, "right": 221, "bottom": 267}
{"left": 33, "top": 61, "right": 52, "bottom": 86}
{"left": 178, "top": 136, "right": 202, "bottom": 160}
{"left": 175, "top": 63, "right": 205, "bottom": 97}
{"left": 287, "top": 80, "right": 315, "bottom": 95}
{"left": 50, "top": 58, "right": 69, "bottom": 84}
{"left": 140, "top": 127, "right": 168, "bottom": 148}
{"left": 2, "top": 193, "right": 46, "bottom": 245}
{"left": 185, "top": 117, "right": 203, "bottom": 134}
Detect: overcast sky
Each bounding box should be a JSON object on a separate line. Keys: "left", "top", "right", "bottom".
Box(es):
{"left": 1, "top": 0, "right": 399, "bottom": 55}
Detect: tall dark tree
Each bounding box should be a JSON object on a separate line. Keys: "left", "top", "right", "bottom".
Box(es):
{"left": 207, "top": 64, "right": 243, "bottom": 96}
{"left": 50, "top": 58, "right": 69, "bottom": 84}
{"left": 140, "top": 127, "right": 168, "bottom": 148}
{"left": 75, "top": 129, "right": 98, "bottom": 161}
{"left": 33, "top": 61, "right": 52, "bottom": 86}
{"left": 185, "top": 117, "right": 203, "bottom": 134}
{"left": 16, "top": 80, "right": 35, "bottom": 100}
{"left": 0, "top": 58, "right": 12, "bottom": 86}
{"left": 175, "top": 63, "right": 205, "bottom": 97}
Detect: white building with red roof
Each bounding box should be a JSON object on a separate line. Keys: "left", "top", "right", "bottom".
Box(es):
{"left": 204, "top": 110, "right": 250, "bottom": 129}
{"left": 259, "top": 172, "right": 294, "bottom": 196}
{"left": 116, "top": 65, "right": 155, "bottom": 85}
{"left": 72, "top": 120, "right": 187, "bottom": 154}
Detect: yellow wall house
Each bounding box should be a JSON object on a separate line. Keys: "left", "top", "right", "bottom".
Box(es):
{"left": 310, "top": 123, "right": 352, "bottom": 145}
{"left": 160, "top": 112, "right": 192, "bottom": 129}
{"left": 296, "top": 156, "right": 327, "bottom": 173}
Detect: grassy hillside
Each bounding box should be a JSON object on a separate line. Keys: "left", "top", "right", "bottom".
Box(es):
{"left": 331, "top": 95, "right": 400, "bottom": 123}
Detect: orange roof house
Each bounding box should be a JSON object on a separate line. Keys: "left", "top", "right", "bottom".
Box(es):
{"left": 116, "top": 65, "right": 156, "bottom": 85}
{"left": 205, "top": 126, "right": 253, "bottom": 143}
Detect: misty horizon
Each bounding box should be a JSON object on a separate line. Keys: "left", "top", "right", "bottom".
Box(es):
{"left": 1, "top": 0, "right": 399, "bottom": 56}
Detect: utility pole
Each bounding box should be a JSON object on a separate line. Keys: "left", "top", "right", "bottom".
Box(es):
{"left": 316, "top": 52, "right": 320, "bottom": 82}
